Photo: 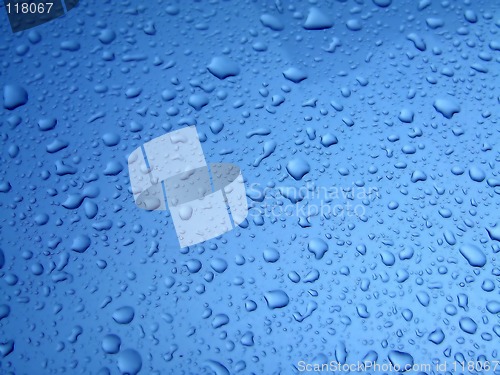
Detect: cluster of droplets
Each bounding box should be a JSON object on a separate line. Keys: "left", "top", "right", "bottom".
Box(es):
{"left": 0, "top": 0, "right": 499, "bottom": 374}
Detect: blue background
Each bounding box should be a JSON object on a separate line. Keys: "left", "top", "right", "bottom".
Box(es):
{"left": 0, "top": 0, "right": 499, "bottom": 374}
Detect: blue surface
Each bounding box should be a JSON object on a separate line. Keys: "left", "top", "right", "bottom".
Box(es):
{"left": 1, "top": 0, "right": 500, "bottom": 374}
